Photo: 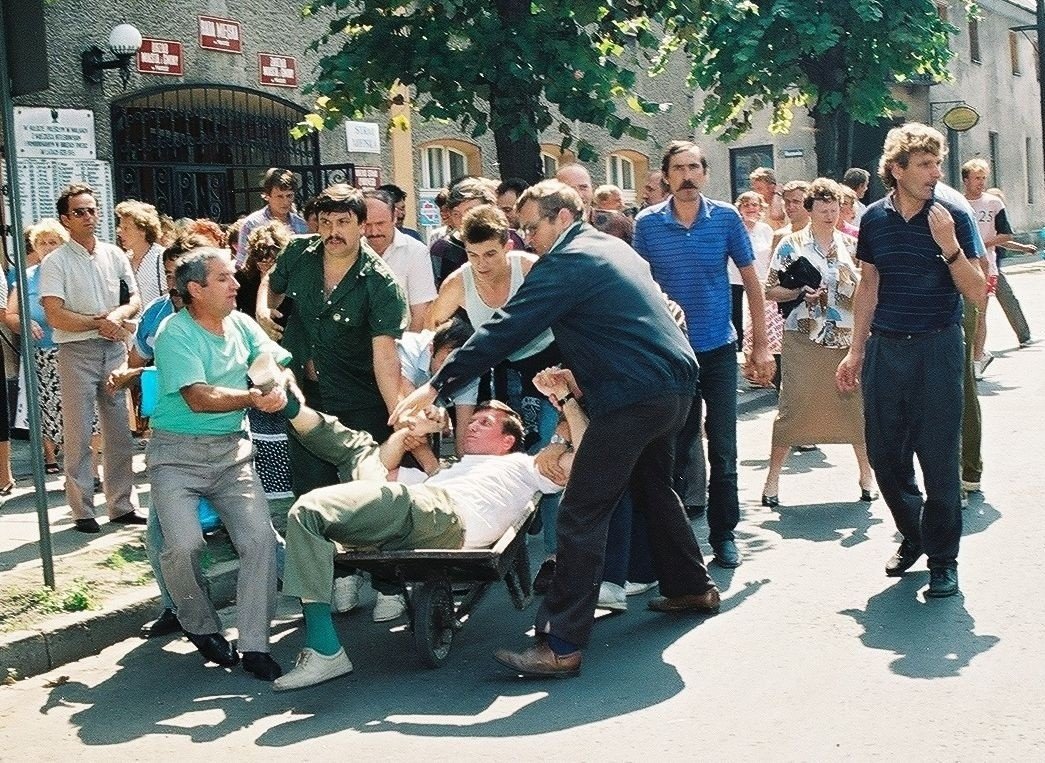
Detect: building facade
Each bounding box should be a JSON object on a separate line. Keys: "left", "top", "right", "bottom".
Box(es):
{"left": 3, "top": 0, "right": 1042, "bottom": 242}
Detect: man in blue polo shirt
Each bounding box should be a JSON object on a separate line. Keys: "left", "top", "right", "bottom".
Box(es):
{"left": 836, "top": 123, "right": 984, "bottom": 599}
{"left": 634, "top": 141, "right": 775, "bottom": 568}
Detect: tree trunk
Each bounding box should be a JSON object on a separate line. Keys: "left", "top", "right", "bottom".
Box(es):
{"left": 812, "top": 106, "right": 853, "bottom": 180}
{"left": 490, "top": 90, "right": 543, "bottom": 184}
{"left": 490, "top": 0, "right": 543, "bottom": 184}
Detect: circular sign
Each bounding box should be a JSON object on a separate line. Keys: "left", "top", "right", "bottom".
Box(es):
{"left": 942, "top": 104, "right": 980, "bottom": 132}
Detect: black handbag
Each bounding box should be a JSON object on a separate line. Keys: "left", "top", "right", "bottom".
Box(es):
{"left": 776, "top": 257, "right": 822, "bottom": 318}
{"left": 777, "top": 256, "right": 823, "bottom": 290}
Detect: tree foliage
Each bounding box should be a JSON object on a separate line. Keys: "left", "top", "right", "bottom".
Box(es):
{"left": 662, "top": 0, "right": 967, "bottom": 176}
{"left": 296, "top": 0, "right": 681, "bottom": 182}
{"left": 296, "top": 0, "right": 972, "bottom": 181}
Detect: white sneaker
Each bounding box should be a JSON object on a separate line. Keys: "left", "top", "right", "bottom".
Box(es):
{"left": 273, "top": 647, "right": 352, "bottom": 692}
{"left": 961, "top": 480, "right": 981, "bottom": 493}
{"left": 597, "top": 582, "right": 627, "bottom": 611}
{"left": 372, "top": 593, "right": 406, "bottom": 622}
{"left": 331, "top": 574, "right": 363, "bottom": 613}
{"left": 624, "top": 581, "right": 658, "bottom": 597}
{"left": 974, "top": 352, "right": 993, "bottom": 380}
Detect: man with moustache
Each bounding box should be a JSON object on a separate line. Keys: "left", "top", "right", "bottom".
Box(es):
{"left": 634, "top": 141, "right": 775, "bottom": 569}
{"left": 258, "top": 184, "right": 408, "bottom": 496}
{"left": 836, "top": 123, "right": 983, "bottom": 598}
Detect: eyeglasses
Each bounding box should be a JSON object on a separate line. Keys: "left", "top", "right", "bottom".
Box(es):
{"left": 68, "top": 207, "right": 98, "bottom": 218}
{"left": 518, "top": 216, "right": 551, "bottom": 237}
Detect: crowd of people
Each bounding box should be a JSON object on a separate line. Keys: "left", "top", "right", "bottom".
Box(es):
{"left": 0, "top": 120, "right": 1032, "bottom": 687}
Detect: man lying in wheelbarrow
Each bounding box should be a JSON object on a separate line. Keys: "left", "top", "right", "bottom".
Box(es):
{"left": 271, "top": 371, "right": 586, "bottom": 691}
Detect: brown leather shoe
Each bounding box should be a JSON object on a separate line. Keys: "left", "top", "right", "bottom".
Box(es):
{"left": 493, "top": 643, "right": 582, "bottom": 678}
{"left": 647, "top": 587, "right": 721, "bottom": 614}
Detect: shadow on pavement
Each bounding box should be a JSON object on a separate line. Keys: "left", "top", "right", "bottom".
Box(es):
{"left": 39, "top": 580, "right": 767, "bottom": 746}
{"left": 760, "top": 500, "right": 882, "bottom": 547}
{"left": 840, "top": 577, "right": 999, "bottom": 679}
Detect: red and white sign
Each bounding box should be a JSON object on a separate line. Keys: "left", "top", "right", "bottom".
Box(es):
{"left": 137, "top": 38, "right": 184, "bottom": 76}
{"left": 198, "top": 15, "right": 242, "bottom": 53}
{"left": 258, "top": 53, "right": 298, "bottom": 88}
{"left": 355, "top": 166, "right": 381, "bottom": 191}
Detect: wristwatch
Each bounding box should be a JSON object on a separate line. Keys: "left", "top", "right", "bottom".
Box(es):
{"left": 939, "top": 248, "right": 961, "bottom": 265}
{"left": 550, "top": 433, "right": 572, "bottom": 449}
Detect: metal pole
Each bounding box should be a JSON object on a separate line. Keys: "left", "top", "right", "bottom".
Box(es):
{"left": 1038, "top": 0, "right": 1045, "bottom": 180}
{"left": 0, "top": 1, "right": 55, "bottom": 588}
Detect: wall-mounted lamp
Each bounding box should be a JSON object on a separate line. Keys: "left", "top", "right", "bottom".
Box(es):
{"left": 81, "top": 24, "right": 143, "bottom": 90}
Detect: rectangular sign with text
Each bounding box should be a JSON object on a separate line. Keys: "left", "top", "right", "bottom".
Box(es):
{"left": 258, "top": 53, "right": 298, "bottom": 88}
{"left": 199, "top": 15, "right": 242, "bottom": 53}
{"left": 137, "top": 38, "right": 184, "bottom": 76}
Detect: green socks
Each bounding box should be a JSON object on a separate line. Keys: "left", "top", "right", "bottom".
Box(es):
{"left": 301, "top": 602, "right": 341, "bottom": 656}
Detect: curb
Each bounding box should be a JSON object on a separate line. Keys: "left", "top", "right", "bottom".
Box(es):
{"left": 0, "top": 559, "right": 240, "bottom": 681}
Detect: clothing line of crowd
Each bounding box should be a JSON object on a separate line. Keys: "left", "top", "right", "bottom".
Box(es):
{"left": 0, "top": 120, "right": 1028, "bottom": 688}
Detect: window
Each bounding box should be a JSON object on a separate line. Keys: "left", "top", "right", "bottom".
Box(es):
{"left": 729, "top": 145, "right": 774, "bottom": 200}
{"left": 421, "top": 145, "right": 468, "bottom": 189}
{"left": 969, "top": 17, "right": 981, "bottom": 63}
{"left": 606, "top": 154, "right": 636, "bottom": 201}
{"left": 1010, "top": 31, "right": 1022, "bottom": 75}
{"left": 541, "top": 153, "right": 559, "bottom": 178}
{"left": 1027, "top": 137, "right": 1035, "bottom": 203}
{"left": 989, "top": 132, "right": 1001, "bottom": 185}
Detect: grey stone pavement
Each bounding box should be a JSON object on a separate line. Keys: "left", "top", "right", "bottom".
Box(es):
{"left": 0, "top": 262, "right": 1042, "bottom": 759}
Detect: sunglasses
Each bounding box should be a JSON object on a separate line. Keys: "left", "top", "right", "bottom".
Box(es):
{"left": 68, "top": 207, "right": 98, "bottom": 218}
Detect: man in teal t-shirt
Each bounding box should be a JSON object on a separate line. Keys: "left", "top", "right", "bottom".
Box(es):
{"left": 149, "top": 248, "right": 291, "bottom": 682}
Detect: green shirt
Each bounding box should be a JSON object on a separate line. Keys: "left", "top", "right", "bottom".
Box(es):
{"left": 269, "top": 235, "right": 408, "bottom": 413}
{"left": 151, "top": 310, "right": 292, "bottom": 436}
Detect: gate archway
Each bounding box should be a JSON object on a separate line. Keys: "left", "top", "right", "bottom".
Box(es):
{"left": 112, "top": 85, "right": 353, "bottom": 222}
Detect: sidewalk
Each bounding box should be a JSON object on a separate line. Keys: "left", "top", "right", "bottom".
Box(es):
{"left": 0, "top": 383, "right": 778, "bottom": 681}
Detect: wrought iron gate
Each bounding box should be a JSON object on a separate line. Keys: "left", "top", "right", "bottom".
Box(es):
{"left": 112, "top": 84, "right": 355, "bottom": 222}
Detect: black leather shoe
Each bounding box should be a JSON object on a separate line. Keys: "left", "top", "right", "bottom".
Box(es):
{"left": 110, "top": 510, "right": 147, "bottom": 525}
{"left": 685, "top": 504, "right": 706, "bottom": 519}
{"left": 141, "top": 608, "right": 182, "bottom": 639}
{"left": 533, "top": 559, "right": 556, "bottom": 594}
{"left": 712, "top": 539, "right": 742, "bottom": 568}
{"left": 885, "top": 539, "right": 923, "bottom": 577}
{"left": 761, "top": 494, "right": 779, "bottom": 508}
{"left": 185, "top": 631, "right": 240, "bottom": 667}
{"left": 243, "top": 651, "right": 283, "bottom": 681}
{"left": 74, "top": 518, "right": 101, "bottom": 533}
{"left": 859, "top": 485, "right": 879, "bottom": 502}
{"left": 926, "top": 567, "right": 959, "bottom": 598}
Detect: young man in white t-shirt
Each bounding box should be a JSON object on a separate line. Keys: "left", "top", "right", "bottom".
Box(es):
{"left": 962, "top": 158, "right": 1012, "bottom": 377}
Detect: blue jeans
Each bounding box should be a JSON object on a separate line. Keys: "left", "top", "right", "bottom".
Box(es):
{"left": 690, "top": 343, "right": 739, "bottom": 544}
{"left": 602, "top": 492, "right": 658, "bottom": 586}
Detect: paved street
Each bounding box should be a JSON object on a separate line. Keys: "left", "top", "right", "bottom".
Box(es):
{"left": 0, "top": 264, "right": 1043, "bottom": 760}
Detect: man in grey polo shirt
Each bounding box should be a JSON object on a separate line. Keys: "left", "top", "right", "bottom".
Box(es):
{"left": 40, "top": 183, "right": 146, "bottom": 533}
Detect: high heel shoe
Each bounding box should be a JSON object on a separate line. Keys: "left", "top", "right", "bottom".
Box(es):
{"left": 0, "top": 480, "right": 15, "bottom": 496}
{"left": 859, "top": 485, "right": 878, "bottom": 502}
{"left": 761, "top": 493, "right": 779, "bottom": 508}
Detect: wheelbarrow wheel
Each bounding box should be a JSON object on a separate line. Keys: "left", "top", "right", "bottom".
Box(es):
{"left": 412, "top": 581, "right": 455, "bottom": 668}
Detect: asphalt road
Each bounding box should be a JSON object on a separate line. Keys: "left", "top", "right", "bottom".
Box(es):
{"left": 0, "top": 265, "right": 1043, "bottom": 760}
